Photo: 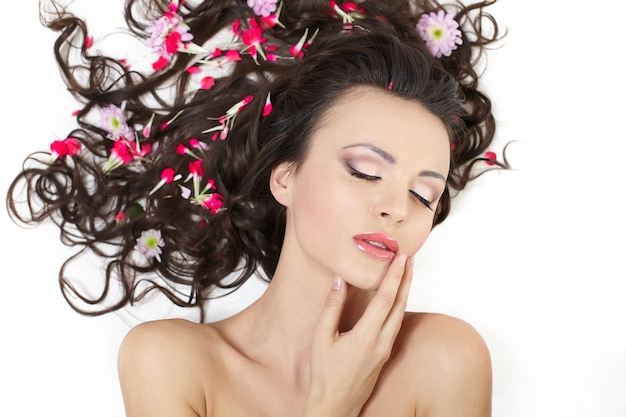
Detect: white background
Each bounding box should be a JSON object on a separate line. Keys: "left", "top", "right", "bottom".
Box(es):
{"left": 1, "top": 1, "right": 625, "bottom": 416}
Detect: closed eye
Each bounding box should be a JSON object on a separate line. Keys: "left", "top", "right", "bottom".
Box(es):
{"left": 410, "top": 190, "right": 433, "bottom": 211}
{"left": 348, "top": 166, "right": 380, "bottom": 182}
{"left": 349, "top": 166, "right": 434, "bottom": 211}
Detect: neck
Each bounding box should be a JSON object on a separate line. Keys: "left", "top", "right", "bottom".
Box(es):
{"left": 223, "top": 244, "right": 372, "bottom": 378}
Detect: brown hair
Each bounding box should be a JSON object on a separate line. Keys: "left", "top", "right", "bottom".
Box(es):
{"left": 6, "top": 0, "right": 505, "bottom": 321}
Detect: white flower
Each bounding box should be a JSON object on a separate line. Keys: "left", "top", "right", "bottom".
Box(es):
{"left": 135, "top": 229, "right": 165, "bottom": 262}
{"left": 416, "top": 11, "right": 463, "bottom": 58}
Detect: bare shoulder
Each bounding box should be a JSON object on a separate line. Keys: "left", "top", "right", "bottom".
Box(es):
{"left": 395, "top": 312, "right": 492, "bottom": 417}
{"left": 118, "top": 318, "right": 217, "bottom": 417}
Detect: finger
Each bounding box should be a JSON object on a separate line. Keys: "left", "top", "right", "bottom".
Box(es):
{"left": 313, "top": 276, "right": 347, "bottom": 346}
{"left": 380, "top": 255, "right": 414, "bottom": 341}
{"left": 356, "top": 253, "right": 407, "bottom": 332}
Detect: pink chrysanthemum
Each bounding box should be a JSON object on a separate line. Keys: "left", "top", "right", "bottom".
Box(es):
{"left": 247, "top": 0, "right": 278, "bottom": 17}
{"left": 99, "top": 103, "right": 135, "bottom": 140}
{"left": 416, "top": 11, "right": 463, "bottom": 58}
{"left": 135, "top": 229, "right": 165, "bottom": 262}
{"left": 145, "top": 13, "right": 193, "bottom": 58}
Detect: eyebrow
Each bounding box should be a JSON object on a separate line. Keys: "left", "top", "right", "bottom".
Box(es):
{"left": 341, "top": 142, "right": 447, "bottom": 182}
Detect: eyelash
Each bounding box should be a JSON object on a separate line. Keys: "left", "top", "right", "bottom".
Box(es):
{"left": 348, "top": 167, "right": 434, "bottom": 211}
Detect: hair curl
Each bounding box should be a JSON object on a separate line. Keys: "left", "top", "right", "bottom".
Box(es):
{"left": 6, "top": 0, "right": 506, "bottom": 321}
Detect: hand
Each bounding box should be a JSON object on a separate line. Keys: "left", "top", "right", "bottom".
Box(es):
{"left": 303, "top": 254, "right": 414, "bottom": 417}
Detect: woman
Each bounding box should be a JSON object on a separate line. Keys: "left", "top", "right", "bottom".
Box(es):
{"left": 7, "top": 0, "right": 503, "bottom": 415}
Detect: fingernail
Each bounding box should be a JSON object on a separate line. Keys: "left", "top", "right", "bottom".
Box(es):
{"left": 333, "top": 275, "right": 343, "bottom": 290}
{"left": 397, "top": 254, "right": 407, "bottom": 268}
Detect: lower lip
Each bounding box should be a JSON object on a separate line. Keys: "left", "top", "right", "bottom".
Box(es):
{"left": 353, "top": 238, "right": 396, "bottom": 261}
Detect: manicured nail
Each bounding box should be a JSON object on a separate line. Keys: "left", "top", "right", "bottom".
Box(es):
{"left": 397, "top": 254, "right": 407, "bottom": 268}
{"left": 333, "top": 275, "right": 343, "bottom": 290}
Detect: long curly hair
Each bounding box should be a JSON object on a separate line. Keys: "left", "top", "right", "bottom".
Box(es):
{"left": 6, "top": 0, "right": 505, "bottom": 321}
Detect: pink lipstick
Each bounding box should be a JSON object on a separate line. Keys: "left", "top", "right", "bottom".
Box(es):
{"left": 353, "top": 232, "right": 399, "bottom": 261}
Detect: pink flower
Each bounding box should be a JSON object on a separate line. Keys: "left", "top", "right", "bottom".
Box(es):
{"left": 149, "top": 167, "right": 179, "bottom": 194}
{"left": 241, "top": 23, "right": 267, "bottom": 61}
{"left": 50, "top": 137, "right": 81, "bottom": 162}
{"left": 145, "top": 12, "right": 193, "bottom": 58}
{"left": 118, "top": 58, "right": 131, "bottom": 70}
{"left": 161, "top": 167, "right": 176, "bottom": 183}
{"left": 102, "top": 138, "right": 152, "bottom": 173}
{"left": 145, "top": 5, "right": 205, "bottom": 71}
{"left": 188, "top": 160, "right": 204, "bottom": 178}
{"left": 99, "top": 102, "right": 134, "bottom": 140}
{"left": 290, "top": 28, "right": 318, "bottom": 59}
{"left": 340, "top": 2, "right": 365, "bottom": 13}
{"left": 199, "top": 192, "right": 224, "bottom": 214}
{"left": 485, "top": 151, "right": 497, "bottom": 166}
{"left": 176, "top": 143, "right": 190, "bottom": 155}
{"left": 189, "top": 138, "right": 208, "bottom": 150}
{"left": 247, "top": 0, "right": 278, "bottom": 17}
{"left": 200, "top": 76, "right": 215, "bottom": 90}
{"left": 152, "top": 56, "right": 170, "bottom": 71}
{"left": 165, "top": 31, "right": 184, "bottom": 54}
{"left": 135, "top": 229, "right": 165, "bottom": 262}
{"left": 225, "top": 50, "right": 242, "bottom": 62}
{"left": 142, "top": 114, "right": 155, "bottom": 138}
{"left": 330, "top": 0, "right": 360, "bottom": 24}
{"left": 262, "top": 93, "right": 273, "bottom": 117}
{"left": 232, "top": 20, "right": 242, "bottom": 37}
{"left": 259, "top": 12, "right": 283, "bottom": 29}
{"left": 203, "top": 96, "right": 254, "bottom": 140}
{"left": 114, "top": 210, "right": 127, "bottom": 224}
{"left": 188, "top": 160, "right": 204, "bottom": 195}
{"left": 85, "top": 36, "right": 93, "bottom": 49}
{"left": 416, "top": 11, "right": 463, "bottom": 58}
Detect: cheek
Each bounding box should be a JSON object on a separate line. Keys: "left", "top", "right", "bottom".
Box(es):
{"left": 293, "top": 172, "right": 354, "bottom": 231}
{"left": 404, "top": 218, "right": 435, "bottom": 256}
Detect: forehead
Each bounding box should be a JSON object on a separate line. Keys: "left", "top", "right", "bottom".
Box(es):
{"left": 310, "top": 86, "right": 451, "bottom": 171}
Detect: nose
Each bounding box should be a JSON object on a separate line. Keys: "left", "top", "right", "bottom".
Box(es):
{"left": 372, "top": 187, "right": 408, "bottom": 224}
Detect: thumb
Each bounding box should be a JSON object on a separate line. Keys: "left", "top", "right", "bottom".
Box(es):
{"left": 314, "top": 276, "right": 347, "bottom": 345}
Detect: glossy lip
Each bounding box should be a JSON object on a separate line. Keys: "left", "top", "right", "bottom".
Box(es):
{"left": 352, "top": 232, "right": 399, "bottom": 261}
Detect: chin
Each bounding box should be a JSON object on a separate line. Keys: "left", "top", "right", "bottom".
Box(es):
{"left": 345, "top": 265, "right": 387, "bottom": 292}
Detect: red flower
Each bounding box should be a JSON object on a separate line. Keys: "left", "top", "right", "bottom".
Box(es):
{"left": 200, "top": 193, "right": 224, "bottom": 214}
{"left": 50, "top": 137, "right": 81, "bottom": 160}
{"left": 262, "top": 93, "right": 273, "bottom": 117}
{"left": 152, "top": 56, "right": 170, "bottom": 71}
{"left": 161, "top": 167, "right": 176, "bottom": 183}
{"left": 111, "top": 140, "right": 133, "bottom": 164}
{"left": 225, "top": 50, "right": 242, "bottom": 62}
{"left": 341, "top": 2, "right": 365, "bottom": 13}
{"left": 485, "top": 151, "right": 497, "bottom": 166}
{"left": 188, "top": 160, "right": 204, "bottom": 178}
{"left": 114, "top": 210, "right": 127, "bottom": 224}
{"left": 232, "top": 20, "right": 242, "bottom": 37}
{"left": 165, "top": 31, "right": 182, "bottom": 54}
{"left": 176, "top": 143, "right": 189, "bottom": 155}
{"left": 200, "top": 76, "right": 215, "bottom": 90}
{"left": 241, "top": 25, "right": 267, "bottom": 59}
{"left": 290, "top": 28, "right": 317, "bottom": 58}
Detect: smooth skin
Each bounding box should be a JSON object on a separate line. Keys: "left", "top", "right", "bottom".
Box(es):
{"left": 118, "top": 87, "right": 492, "bottom": 417}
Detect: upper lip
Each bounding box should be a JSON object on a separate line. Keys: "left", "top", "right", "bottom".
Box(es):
{"left": 353, "top": 232, "right": 399, "bottom": 254}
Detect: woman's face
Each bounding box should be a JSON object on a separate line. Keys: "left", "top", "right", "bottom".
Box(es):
{"left": 271, "top": 86, "right": 450, "bottom": 290}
